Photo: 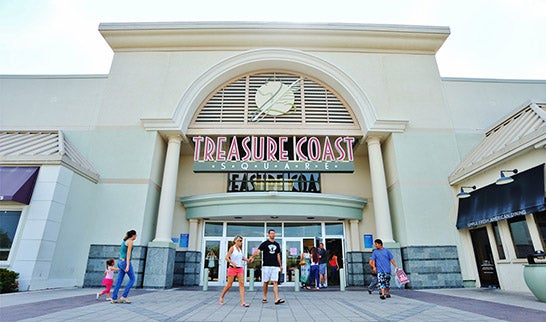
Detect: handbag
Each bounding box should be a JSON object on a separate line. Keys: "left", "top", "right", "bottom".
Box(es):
{"left": 299, "top": 259, "right": 306, "bottom": 266}
{"left": 278, "top": 271, "right": 284, "bottom": 284}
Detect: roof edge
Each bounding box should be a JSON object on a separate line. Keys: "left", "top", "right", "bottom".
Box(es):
{"left": 99, "top": 21, "right": 450, "bottom": 54}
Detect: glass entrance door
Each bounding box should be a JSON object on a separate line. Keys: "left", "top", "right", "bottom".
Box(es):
{"left": 283, "top": 238, "right": 303, "bottom": 285}
{"left": 245, "top": 238, "right": 263, "bottom": 287}
{"left": 470, "top": 227, "right": 500, "bottom": 288}
{"left": 203, "top": 239, "right": 227, "bottom": 285}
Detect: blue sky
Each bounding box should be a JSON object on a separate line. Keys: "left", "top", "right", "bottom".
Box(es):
{"left": 1, "top": 0, "right": 545, "bottom": 79}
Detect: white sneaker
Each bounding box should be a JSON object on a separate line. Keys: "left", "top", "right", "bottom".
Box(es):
{"left": 106, "top": 297, "right": 112, "bottom": 301}
{"left": 96, "top": 293, "right": 100, "bottom": 300}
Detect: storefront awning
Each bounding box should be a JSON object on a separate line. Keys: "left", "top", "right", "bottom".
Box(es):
{"left": 0, "top": 167, "right": 40, "bottom": 204}
{"left": 456, "top": 164, "right": 546, "bottom": 229}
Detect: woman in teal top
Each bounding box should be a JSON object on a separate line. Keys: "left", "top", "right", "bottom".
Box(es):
{"left": 111, "top": 230, "right": 137, "bottom": 304}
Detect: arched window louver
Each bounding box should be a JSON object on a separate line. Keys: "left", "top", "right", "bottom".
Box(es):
{"left": 191, "top": 72, "right": 358, "bottom": 128}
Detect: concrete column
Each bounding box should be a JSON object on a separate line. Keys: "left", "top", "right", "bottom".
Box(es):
{"left": 188, "top": 219, "right": 199, "bottom": 251}
{"left": 145, "top": 134, "right": 182, "bottom": 288}
{"left": 366, "top": 136, "right": 394, "bottom": 243}
{"left": 349, "top": 219, "right": 361, "bottom": 251}
{"left": 153, "top": 134, "right": 182, "bottom": 243}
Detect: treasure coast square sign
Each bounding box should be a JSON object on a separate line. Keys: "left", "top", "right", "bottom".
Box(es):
{"left": 192, "top": 80, "right": 355, "bottom": 173}
{"left": 192, "top": 136, "right": 355, "bottom": 173}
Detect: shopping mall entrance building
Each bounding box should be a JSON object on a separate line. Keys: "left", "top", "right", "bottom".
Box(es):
{"left": 3, "top": 22, "right": 544, "bottom": 292}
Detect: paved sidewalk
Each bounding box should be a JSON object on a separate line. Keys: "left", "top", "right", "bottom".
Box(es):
{"left": 1, "top": 286, "right": 545, "bottom": 321}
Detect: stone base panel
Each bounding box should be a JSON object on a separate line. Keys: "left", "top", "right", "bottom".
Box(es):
{"left": 83, "top": 244, "right": 200, "bottom": 288}
{"left": 345, "top": 246, "right": 463, "bottom": 289}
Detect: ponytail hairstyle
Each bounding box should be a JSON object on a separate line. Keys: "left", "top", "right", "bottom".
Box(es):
{"left": 106, "top": 258, "right": 115, "bottom": 269}
{"left": 123, "top": 230, "right": 137, "bottom": 241}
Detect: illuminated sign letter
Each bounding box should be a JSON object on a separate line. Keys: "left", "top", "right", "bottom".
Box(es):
{"left": 226, "top": 136, "right": 240, "bottom": 161}
{"left": 192, "top": 136, "right": 204, "bottom": 161}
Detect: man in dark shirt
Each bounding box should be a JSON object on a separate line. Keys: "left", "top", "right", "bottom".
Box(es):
{"left": 250, "top": 229, "right": 285, "bottom": 305}
{"left": 318, "top": 243, "right": 328, "bottom": 288}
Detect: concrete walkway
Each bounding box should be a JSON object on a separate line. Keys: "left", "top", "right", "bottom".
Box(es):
{"left": 1, "top": 286, "right": 545, "bottom": 321}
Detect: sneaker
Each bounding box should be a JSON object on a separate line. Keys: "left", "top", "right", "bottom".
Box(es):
{"left": 323, "top": 285, "right": 328, "bottom": 288}
{"left": 386, "top": 294, "right": 391, "bottom": 298}
{"left": 120, "top": 297, "right": 131, "bottom": 304}
{"left": 106, "top": 297, "right": 112, "bottom": 301}
{"left": 111, "top": 299, "right": 119, "bottom": 304}
{"left": 368, "top": 290, "right": 372, "bottom": 295}
{"left": 96, "top": 293, "right": 100, "bottom": 300}
{"left": 380, "top": 295, "right": 386, "bottom": 300}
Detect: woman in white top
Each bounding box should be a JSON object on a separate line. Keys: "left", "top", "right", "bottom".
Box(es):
{"left": 219, "top": 235, "right": 251, "bottom": 307}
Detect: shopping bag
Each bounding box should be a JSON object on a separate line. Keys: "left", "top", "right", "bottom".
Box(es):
{"left": 394, "top": 268, "right": 409, "bottom": 288}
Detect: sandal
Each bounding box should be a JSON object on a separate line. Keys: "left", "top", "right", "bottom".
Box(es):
{"left": 274, "top": 299, "right": 285, "bottom": 305}
{"left": 262, "top": 299, "right": 267, "bottom": 303}
{"left": 241, "top": 303, "right": 250, "bottom": 307}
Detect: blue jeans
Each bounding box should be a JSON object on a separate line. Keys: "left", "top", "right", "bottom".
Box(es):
{"left": 368, "top": 274, "right": 379, "bottom": 292}
{"left": 310, "top": 265, "right": 320, "bottom": 288}
{"left": 112, "top": 259, "right": 135, "bottom": 300}
{"left": 330, "top": 266, "right": 338, "bottom": 284}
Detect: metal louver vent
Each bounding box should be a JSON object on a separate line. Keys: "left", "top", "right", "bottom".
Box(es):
{"left": 192, "top": 72, "right": 356, "bottom": 127}
{"left": 449, "top": 101, "right": 546, "bottom": 184}
{"left": 0, "top": 130, "right": 99, "bottom": 183}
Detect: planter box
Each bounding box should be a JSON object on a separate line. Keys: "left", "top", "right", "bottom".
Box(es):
{"left": 523, "top": 264, "right": 546, "bottom": 302}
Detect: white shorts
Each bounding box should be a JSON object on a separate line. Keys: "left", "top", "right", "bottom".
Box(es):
{"left": 262, "top": 266, "right": 280, "bottom": 282}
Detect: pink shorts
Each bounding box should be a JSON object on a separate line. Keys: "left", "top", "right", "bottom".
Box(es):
{"left": 227, "top": 267, "right": 244, "bottom": 277}
{"left": 102, "top": 278, "right": 113, "bottom": 287}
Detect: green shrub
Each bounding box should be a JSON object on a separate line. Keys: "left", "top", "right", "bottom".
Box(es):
{"left": 0, "top": 268, "right": 19, "bottom": 293}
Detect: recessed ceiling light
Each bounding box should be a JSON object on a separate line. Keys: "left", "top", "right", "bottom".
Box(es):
{"left": 234, "top": 216, "right": 242, "bottom": 219}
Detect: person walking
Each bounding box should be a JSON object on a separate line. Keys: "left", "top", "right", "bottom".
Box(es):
{"left": 300, "top": 248, "right": 311, "bottom": 289}
{"left": 250, "top": 229, "right": 285, "bottom": 305}
{"left": 96, "top": 258, "right": 118, "bottom": 301}
{"left": 369, "top": 239, "right": 398, "bottom": 300}
{"left": 317, "top": 243, "right": 328, "bottom": 288}
{"left": 367, "top": 249, "right": 379, "bottom": 294}
{"left": 219, "top": 235, "right": 251, "bottom": 307}
{"left": 328, "top": 252, "right": 339, "bottom": 285}
{"left": 111, "top": 230, "right": 137, "bottom": 304}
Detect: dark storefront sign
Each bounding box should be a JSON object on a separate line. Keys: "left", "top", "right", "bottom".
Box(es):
{"left": 457, "top": 164, "right": 546, "bottom": 229}
{"left": 0, "top": 167, "right": 40, "bottom": 204}
{"left": 228, "top": 172, "right": 321, "bottom": 192}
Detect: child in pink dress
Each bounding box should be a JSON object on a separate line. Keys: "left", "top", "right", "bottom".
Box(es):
{"left": 96, "top": 258, "right": 119, "bottom": 300}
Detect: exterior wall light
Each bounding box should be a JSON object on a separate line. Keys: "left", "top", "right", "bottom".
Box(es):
{"left": 456, "top": 185, "right": 476, "bottom": 199}
{"left": 496, "top": 169, "right": 518, "bottom": 185}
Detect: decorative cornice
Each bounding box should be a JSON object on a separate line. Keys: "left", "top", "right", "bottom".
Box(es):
{"left": 99, "top": 21, "right": 450, "bottom": 54}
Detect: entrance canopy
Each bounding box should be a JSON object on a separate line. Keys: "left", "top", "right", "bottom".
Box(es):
{"left": 456, "top": 164, "right": 546, "bottom": 229}
{"left": 0, "top": 167, "right": 39, "bottom": 204}
{"left": 181, "top": 192, "right": 367, "bottom": 221}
